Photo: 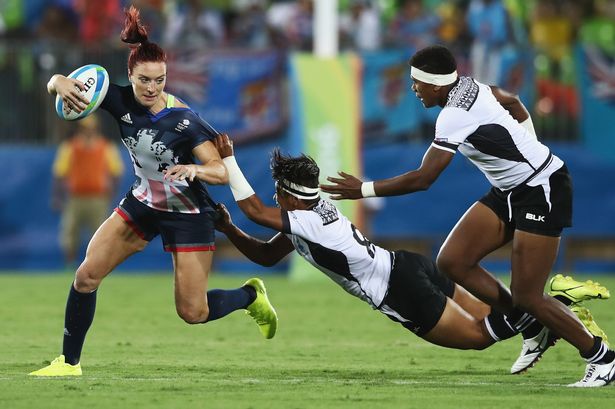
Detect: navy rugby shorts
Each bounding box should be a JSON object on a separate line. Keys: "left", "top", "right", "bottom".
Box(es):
{"left": 479, "top": 164, "right": 573, "bottom": 237}
{"left": 115, "top": 191, "right": 216, "bottom": 252}
{"left": 380, "top": 250, "right": 455, "bottom": 337}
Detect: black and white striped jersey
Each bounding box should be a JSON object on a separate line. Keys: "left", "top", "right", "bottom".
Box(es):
{"left": 432, "top": 76, "right": 564, "bottom": 191}
{"left": 281, "top": 200, "right": 393, "bottom": 309}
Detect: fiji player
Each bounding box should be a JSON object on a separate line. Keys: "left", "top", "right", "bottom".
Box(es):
{"left": 320, "top": 45, "right": 615, "bottom": 387}
{"left": 211, "top": 134, "right": 609, "bottom": 376}
{"left": 30, "top": 6, "right": 277, "bottom": 377}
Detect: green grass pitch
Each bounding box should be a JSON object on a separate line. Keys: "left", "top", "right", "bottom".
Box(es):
{"left": 1, "top": 272, "right": 614, "bottom": 408}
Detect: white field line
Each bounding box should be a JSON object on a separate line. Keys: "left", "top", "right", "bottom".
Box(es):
{"left": 1, "top": 376, "right": 572, "bottom": 387}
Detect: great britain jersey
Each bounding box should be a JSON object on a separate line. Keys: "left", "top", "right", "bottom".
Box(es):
{"left": 101, "top": 84, "right": 217, "bottom": 213}
{"left": 432, "top": 77, "right": 564, "bottom": 191}
{"left": 281, "top": 199, "right": 393, "bottom": 309}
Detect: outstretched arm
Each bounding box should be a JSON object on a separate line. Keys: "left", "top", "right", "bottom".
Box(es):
{"left": 213, "top": 134, "right": 288, "bottom": 232}
{"left": 320, "top": 145, "right": 454, "bottom": 200}
{"left": 215, "top": 203, "right": 294, "bottom": 267}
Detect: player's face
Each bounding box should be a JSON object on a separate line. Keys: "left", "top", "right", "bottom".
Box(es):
{"left": 129, "top": 61, "right": 167, "bottom": 108}
{"left": 410, "top": 77, "right": 439, "bottom": 108}
{"left": 274, "top": 184, "right": 293, "bottom": 210}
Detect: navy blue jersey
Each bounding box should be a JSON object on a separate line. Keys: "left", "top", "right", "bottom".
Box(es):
{"left": 101, "top": 84, "right": 218, "bottom": 213}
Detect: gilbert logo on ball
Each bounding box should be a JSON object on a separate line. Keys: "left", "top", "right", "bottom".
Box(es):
{"left": 55, "top": 64, "right": 109, "bottom": 121}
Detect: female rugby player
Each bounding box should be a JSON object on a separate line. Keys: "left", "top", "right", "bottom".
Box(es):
{"left": 30, "top": 6, "right": 277, "bottom": 377}
{"left": 320, "top": 45, "right": 614, "bottom": 387}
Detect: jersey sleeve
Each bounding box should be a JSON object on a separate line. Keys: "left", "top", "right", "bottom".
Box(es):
{"left": 188, "top": 114, "right": 220, "bottom": 150}
{"left": 282, "top": 210, "right": 321, "bottom": 242}
{"left": 433, "top": 107, "right": 479, "bottom": 153}
{"left": 99, "top": 83, "right": 124, "bottom": 119}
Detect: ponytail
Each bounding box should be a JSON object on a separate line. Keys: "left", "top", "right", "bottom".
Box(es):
{"left": 120, "top": 6, "right": 166, "bottom": 73}
{"left": 120, "top": 5, "right": 149, "bottom": 45}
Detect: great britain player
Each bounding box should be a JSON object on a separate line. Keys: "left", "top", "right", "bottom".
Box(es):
{"left": 30, "top": 6, "right": 277, "bottom": 377}
{"left": 211, "top": 135, "right": 608, "bottom": 369}
{"left": 320, "top": 45, "right": 615, "bottom": 387}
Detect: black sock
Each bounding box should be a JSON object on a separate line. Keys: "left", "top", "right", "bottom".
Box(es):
{"left": 204, "top": 286, "right": 256, "bottom": 323}
{"left": 553, "top": 294, "right": 573, "bottom": 306}
{"left": 582, "top": 336, "right": 615, "bottom": 364}
{"left": 484, "top": 309, "right": 518, "bottom": 341}
{"left": 505, "top": 309, "right": 536, "bottom": 333}
{"left": 62, "top": 284, "right": 97, "bottom": 365}
{"left": 520, "top": 319, "right": 543, "bottom": 339}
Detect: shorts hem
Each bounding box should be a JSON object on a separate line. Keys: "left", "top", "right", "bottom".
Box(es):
{"left": 164, "top": 245, "right": 216, "bottom": 252}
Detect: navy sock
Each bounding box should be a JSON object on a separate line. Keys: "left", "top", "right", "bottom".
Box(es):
{"left": 63, "top": 284, "right": 97, "bottom": 365}
{"left": 484, "top": 309, "right": 518, "bottom": 341}
{"left": 204, "top": 286, "right": 256, "bottom": 323}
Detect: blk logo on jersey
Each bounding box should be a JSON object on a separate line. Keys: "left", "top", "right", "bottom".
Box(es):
{"left": 525, "top": 212, "right": 545, "bottom": 222}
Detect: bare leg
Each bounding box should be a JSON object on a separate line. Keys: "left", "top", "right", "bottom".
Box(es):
{"left": 172, "top": 251, "right": 214, "bottom": 324}
{"left": 452, "top": 284, "right": 491, "bottom": 321}
{"left": 437, "top": 202, "right": 514, "bottom": 313}
{"left": 422, "top": 298, "right": 494, "bottom": 350}
{"left": 510, "top": 230, "right": 594, "bottom": 353}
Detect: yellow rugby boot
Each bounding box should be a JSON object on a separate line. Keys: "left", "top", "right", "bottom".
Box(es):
{"left": 548, "top": 274, "right": 610, "bottom": 304}
{"left": 244, "top": 278, "right": 278, "bottom": 339}
{"left": 29, "top": 355, "right": 82, "bottom": 377}
{"left": 571, "top": 305, "right": 609, "bottom": 347}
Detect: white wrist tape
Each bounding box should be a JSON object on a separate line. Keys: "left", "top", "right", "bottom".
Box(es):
{"left": 361, "top": 181, "right": 376, "bottom": 198}
{"left": 222, "top": 156, "right": 255, "bottom": 201}
{"left": 520, "top": 116, "right": 537, "bottom": 139}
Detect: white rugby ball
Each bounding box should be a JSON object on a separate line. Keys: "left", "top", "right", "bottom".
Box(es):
{"left": 55, "top": 64, "right": 109, "bottom": 121}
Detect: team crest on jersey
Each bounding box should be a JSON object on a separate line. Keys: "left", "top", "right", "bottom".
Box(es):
{"left": 312, "top": 200, "right": 339, "bottom": 225}
{"left": 175, "top": 119, "right": 190, "bottom": 132}
{"left": 123, "top": 128, "right": 177, "bottom": 173}
{"left": 446, "top": 77, "right": 479, "bottom": 111}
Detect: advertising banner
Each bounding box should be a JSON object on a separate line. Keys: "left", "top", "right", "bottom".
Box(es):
{"left": 166, "top": 49, "right": 286, "bottom": 144}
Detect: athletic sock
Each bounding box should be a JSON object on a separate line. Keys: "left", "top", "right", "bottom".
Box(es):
{"left": 553, "top": 294, "right": 573, "bottom": 306}
{"left": 505, "top": 309, "right": 536, "bottom": 333}
{"left": 62, "top": 284, "right": 97, "bottom": 365}
{"left": 484, "top": 309, "right": 518, "bottom": 341}
{"left": 582, "top": 336, "right": 615, "bottom": 364}
{"left": 204, "top": 286, "right": 256, "bottom": 323}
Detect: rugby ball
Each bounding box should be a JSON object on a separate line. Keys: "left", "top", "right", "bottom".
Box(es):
{"left": 55, "top": 64, "right": 109, "bottom": 121}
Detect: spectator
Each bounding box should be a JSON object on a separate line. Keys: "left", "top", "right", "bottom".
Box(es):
{"left": 466, "top": 0, "right": 515, "bottom": 85}
{"left": 230, "top": 0, "right": 271, "bottom": 49}
{"left": 387, "top": 0, "right": 441, "bottom": 50}
{"left": 73, "top": 0, "right": 121, "bottom": 46}
{"left": 51, "top": 114, "right": 124, "bottom": 267}
{"left": 163, "top": 0, "right": 225, "bottom": 49}
{"left": 339, "top": 0, "right": 382, "bottom": 51}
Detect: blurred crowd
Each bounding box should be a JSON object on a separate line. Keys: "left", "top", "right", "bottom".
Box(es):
{"left": 1, "top": 0, "right": 613, "bottom": 55}
{"left": 1, "top": 0, "right": 615, "bottom": 144}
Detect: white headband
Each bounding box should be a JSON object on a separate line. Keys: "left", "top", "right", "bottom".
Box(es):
{"left": 277, "top": 180, "right": 320, "bottom": 200}
{"left": 410, "top": 66, "right": 458, "bottom": 86}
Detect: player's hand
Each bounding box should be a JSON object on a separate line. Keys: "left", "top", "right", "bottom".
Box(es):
{"left": 54, "top": 76, "right": 89, "bottom": 113}
{"left": 214, "top": 134, "right": 234, "bottom": 159}
{"left": 163, "top": 164, "right": 197, "bottom": 182}
{"left": 214, "top": 203, "right": 233, "bottom": 232}
{"left": 320, "top": 172, "right": 363, "bottom": 200}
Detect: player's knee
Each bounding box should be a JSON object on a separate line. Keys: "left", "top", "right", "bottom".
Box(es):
{"left": 176, "top": 304, "right": 209, "bottom": 324}
{"left": 74, "top": 265, "right": 103, "bottom": 292}
{"left": 436, "top": 252, "right": 464, "bottom": 280}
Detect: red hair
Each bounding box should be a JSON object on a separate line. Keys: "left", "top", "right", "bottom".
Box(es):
{"left": 120, "top": 6, "right": 166, "bottom": 73}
